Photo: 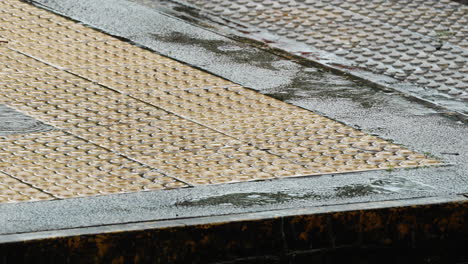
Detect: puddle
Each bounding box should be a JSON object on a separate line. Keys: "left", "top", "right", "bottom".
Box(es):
{"left": 335, "top": 177, "right": 434, "bottom": 198}
{"left": 126, "top": 2, "right": 392, "bottom": 107}
{"left": 178, "top": 177, "right": 434, "bottom": 206}
{"left": 150, "top": 0, "right": 468, "bottom": 118}
{"left": 264, "top": 69, "right": 386, "bottom": 109}
{"left": 217, "top": 45, "right": 243, "bottom": 52}
{"left": 177, "top": 191, "right": 322, "bottom": 207}
{"left": 150, "top": 32, "right": 283, "bottom": 71}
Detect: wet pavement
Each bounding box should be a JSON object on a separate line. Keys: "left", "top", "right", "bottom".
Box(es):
{"left": 157, "top": 0, "right": 468, "bottom": 117}
{"left": 0, "top": 0, "right": 467, "bottom": 262}
{"left": 0, "top": 0, "right": 441, "bottom": 202}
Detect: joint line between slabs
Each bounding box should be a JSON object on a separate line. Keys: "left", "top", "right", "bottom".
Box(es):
{"left": 3, "top": 45, "right": 445, "bottom": 180}
{"left": 0, "top": 48, "right": 194, "bottom": 187}
{"left": 10, "top": 47, "right": 248, "bottom": 144}
{"left": 60, "top": 69, "right": 255, "bottom": 152}
{"left": 0, "top": 170, "right": 56, "bottom": 199}
{"left": 7, "top": 47, "right": 68, "bottom": 72}
{"left": 3, "top": 48, "right": 209, "bottom": 188}
{"left": 60, "top": 131, "right": 195, "bottom": 188}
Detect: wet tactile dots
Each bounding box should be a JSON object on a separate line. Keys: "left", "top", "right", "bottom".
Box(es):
{"left": 181, "top": 0, "right": 468, "bottom": 105}
{"left": 0, "top": 0, "right": 439, "bottom": 203}
{"left": 0, "top": 171, "right": 53, "bottom": 203}
{"left": 128, "top": 86, "right": 440, "bottom": 174}
{"left": 0, "top": 132, "right": 188, "bottom": 201}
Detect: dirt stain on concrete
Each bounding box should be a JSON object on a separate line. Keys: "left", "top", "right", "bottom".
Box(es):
{"left": 177, "top": 191, "right": 323, "bottom": 207}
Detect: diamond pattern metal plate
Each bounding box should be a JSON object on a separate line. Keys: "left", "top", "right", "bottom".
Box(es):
{"left": 173, "top": 0, "right": 468, "bottom": 109}
{"left": 0, "top": 0, "right": 439, "bottom": 203}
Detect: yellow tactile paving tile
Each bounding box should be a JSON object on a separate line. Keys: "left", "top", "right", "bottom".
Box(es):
{"left": 0, "top": 171, "right": 53, "bottom": 203}
{"left": 128, "top": 87, "right": 440, "bottom": 172}
{"left": 0, "top": 2, "right": 115, "bottom": 44}
{"left": 0, "top": 0, "right": 440, "bottom": 203}
{"left": 0, "top": 131, "right": 187, "bottom": 199}
{"left": 0, "top": 48, "right": 312, "bottom": 185}
{"left": 11, "top": 41, "right": 168, "bottom": 68}
{"left": 0, "top": 46, "right": 56, "bottom": 74}
{"left": 70, "top": 65, "right": 235, "bottom": 91}
{"left": 1, "top": 1, "right": 233, "bottom": 89}
{"left": 0, "top": 53, "right": 313, "bottom": 184}
{"left": 6, "top": 40, "right": 234, "bottom": 88}
{"left": 1, "top": 49, "right": 430, "bottom": 182}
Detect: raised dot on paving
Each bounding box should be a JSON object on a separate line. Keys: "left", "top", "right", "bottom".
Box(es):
{"left": 0, "top": 0, "right": 440, "bottom": 203}
{"left": 0, "top": 171, "right": 53, "bottom": 203}
{"left": 0, "top": 131, "right": 188, "bottom": 200}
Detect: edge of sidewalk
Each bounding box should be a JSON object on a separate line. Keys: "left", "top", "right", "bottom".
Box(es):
{"left": 1, "top": 195, "right": 467, "bottom": 263}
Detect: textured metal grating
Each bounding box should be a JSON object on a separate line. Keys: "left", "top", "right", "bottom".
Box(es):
{"left": 177, "top": 0, "right": 468, "bottom": 105}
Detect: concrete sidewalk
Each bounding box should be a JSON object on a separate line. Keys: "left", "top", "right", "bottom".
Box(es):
{"left": 168, "top": 0, "right": 468, "bottom": 117}
{"left": 0, "top": 0, "right": 467, "bottom": 262}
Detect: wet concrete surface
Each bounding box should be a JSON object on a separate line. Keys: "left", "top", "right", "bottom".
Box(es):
{"left": 1, "top": 0, "right": 467, "bottom": 235}
{"left": 0, "top": 104, "right": 54, "bottom": 136}
{"left": 2, "top": 196, "right": 466, "bottom": 263}
{"left": 1, "top": 163, "right": 464, "bottom": 235}
{"left": 164, "top": 0, "right": 468, "bottom": 118}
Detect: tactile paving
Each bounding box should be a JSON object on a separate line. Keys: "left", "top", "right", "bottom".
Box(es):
{"left": 177, "top": 0, "right": 468, "bottom": 107}
{"left": 0, "top": 0, "right": 440, "bottom": 203}
{"left": 128, "top": 86, "right": 440, "bottom": 173}
{"left": 0, "top": 131, "right": 187, "bottom": 200}
{"left": 0, "top": 171, "right": 53, "bottom": 203}
{"left": 0, "top": 51, "right": 298, "bottom": 185}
